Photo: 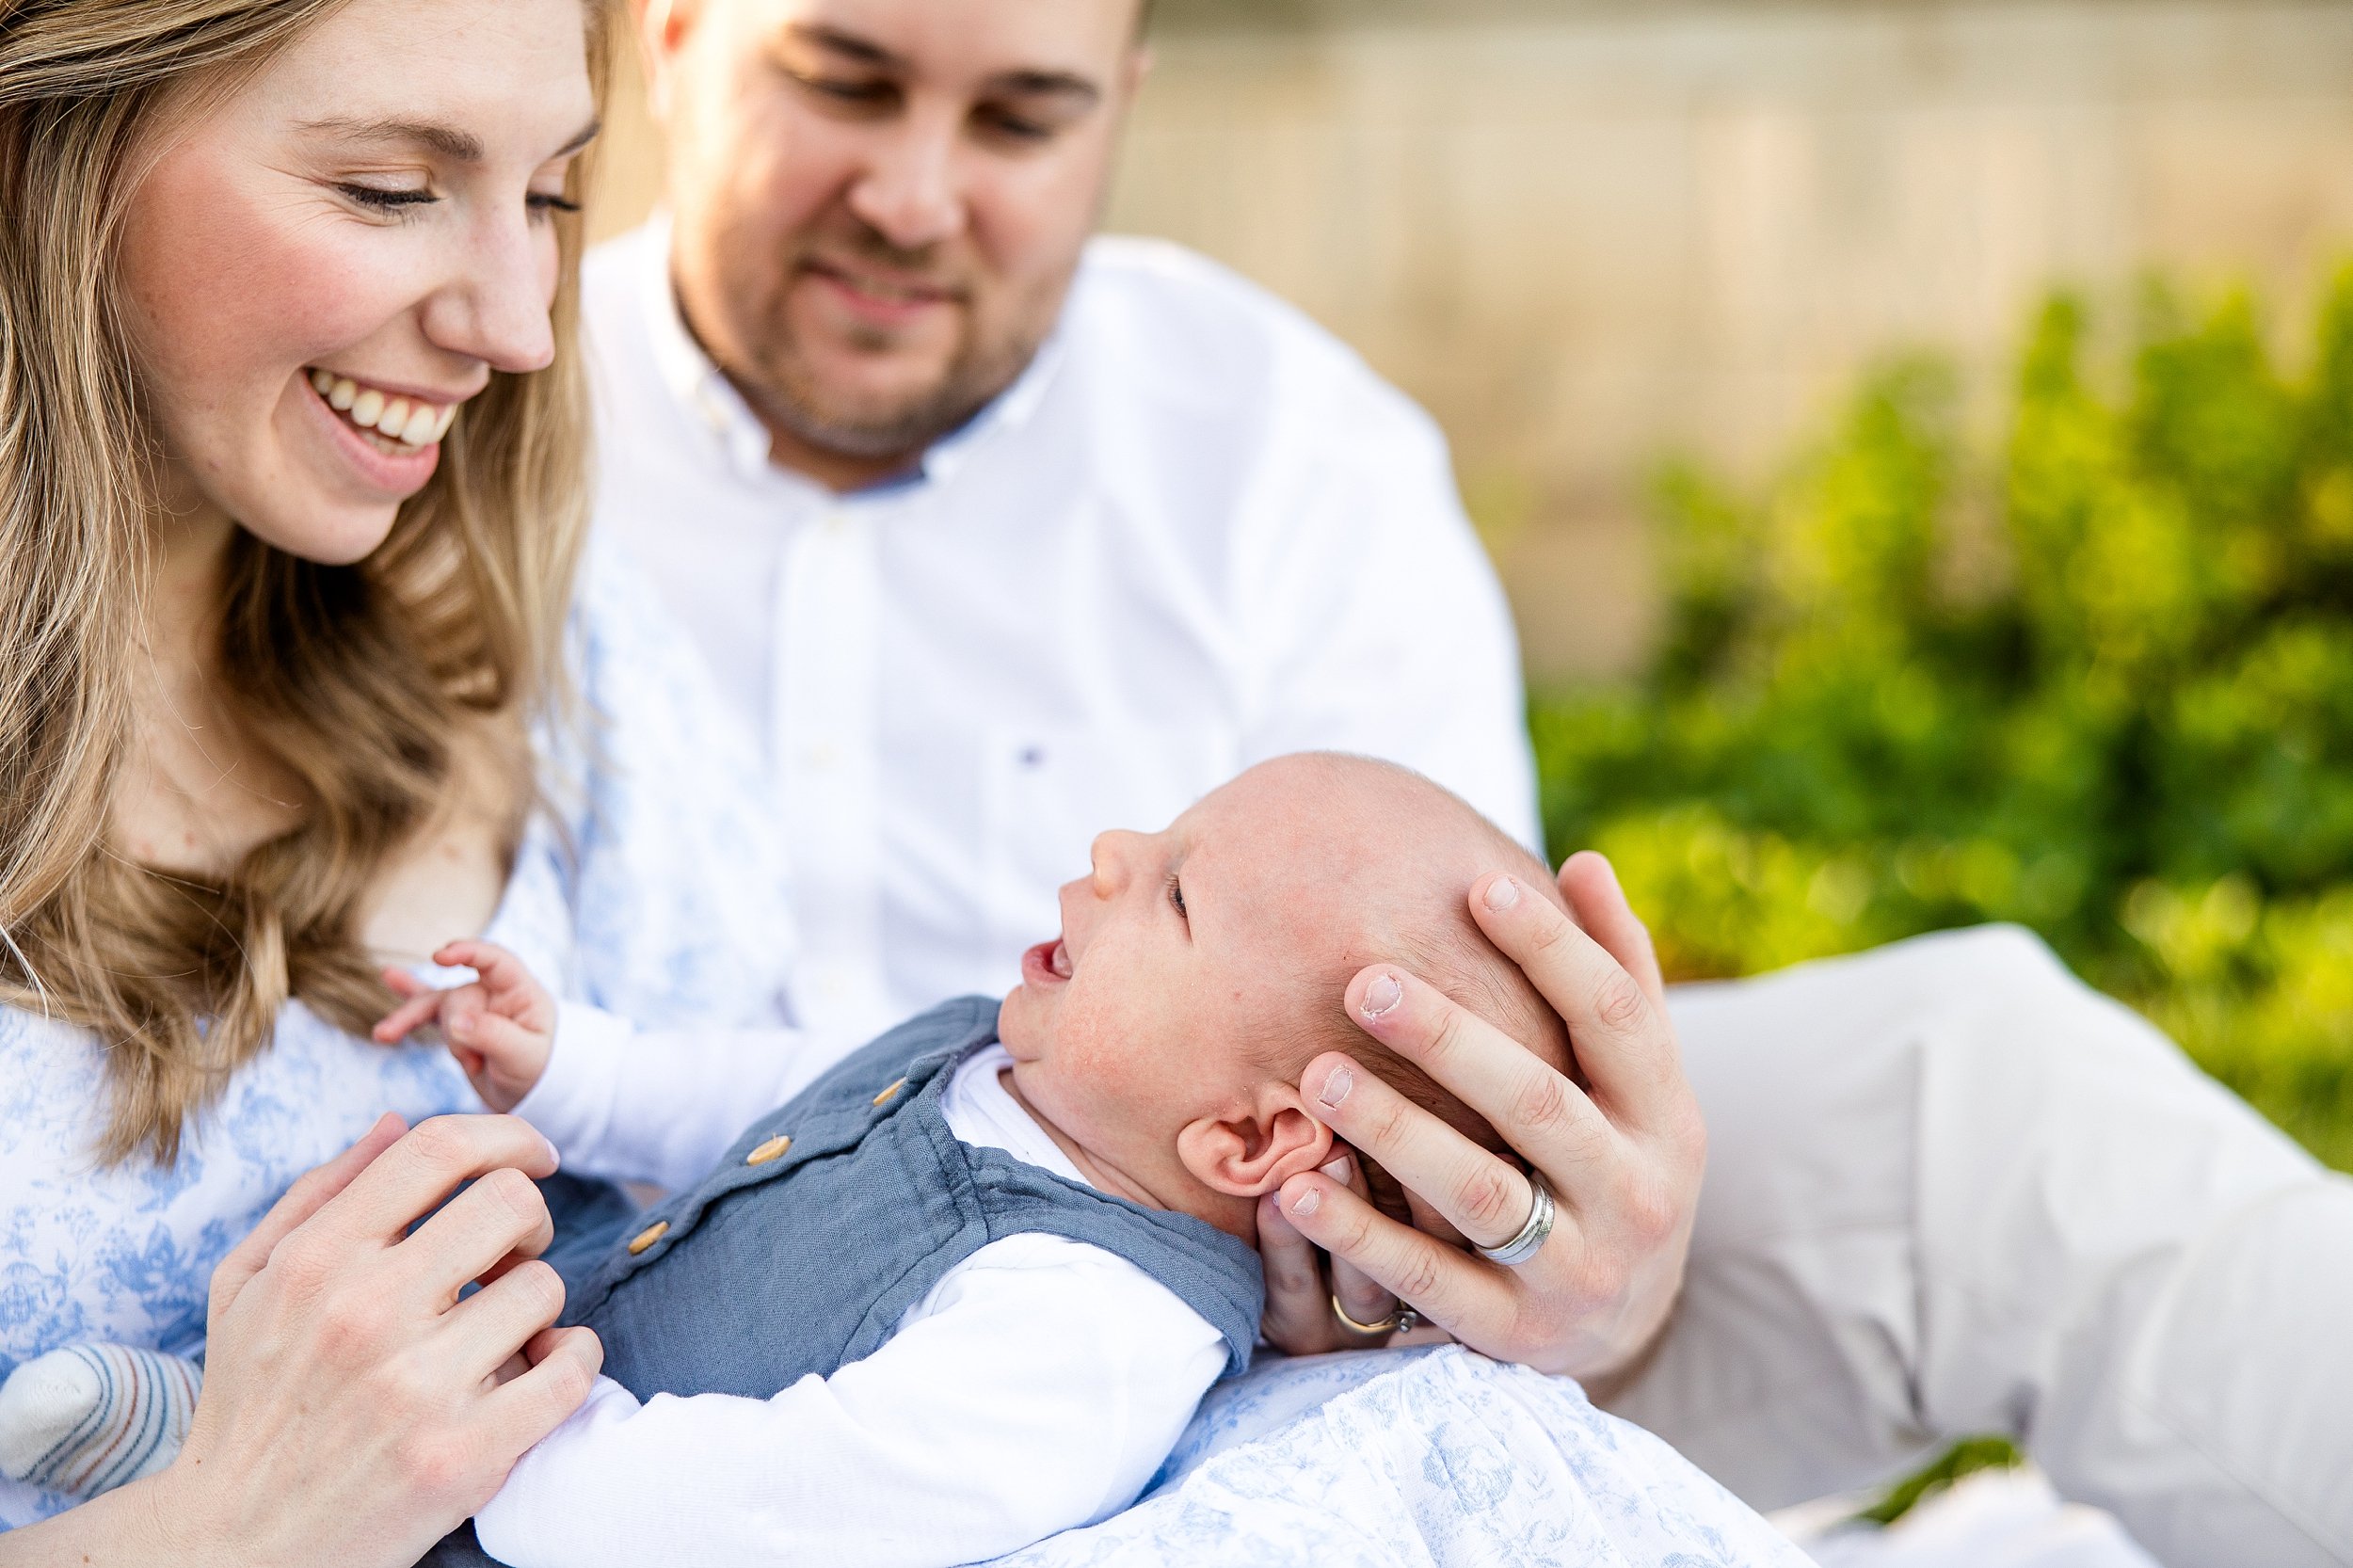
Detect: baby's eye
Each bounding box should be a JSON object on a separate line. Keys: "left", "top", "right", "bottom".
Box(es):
{"left": 1165, "top": 874, "right": 1188, "bottom": 920}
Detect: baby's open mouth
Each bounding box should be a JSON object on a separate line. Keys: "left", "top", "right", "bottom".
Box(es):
{"left": 1022, "top": 937, "right": 1075, "bottom": 986}
{"left": 1048, "top": 939, "right": 1072, "bottom": 979}
{"left": 307, "top": 368, "right": 458, "bottom": 454}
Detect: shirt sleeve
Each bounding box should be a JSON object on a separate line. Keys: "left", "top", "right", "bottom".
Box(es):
{"left": 471, "top": 1234, "right": 1229, "bottom": 1568}
{"left": 1232, "top": 351, "right": 1544, "bottom": 854}
{"left": 510, "top": 1003, "right": 833, "bottom": 1191}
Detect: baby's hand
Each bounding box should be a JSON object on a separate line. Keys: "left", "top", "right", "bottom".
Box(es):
{"left": 374, "top": 941, "right": 555, "bottom": 1112}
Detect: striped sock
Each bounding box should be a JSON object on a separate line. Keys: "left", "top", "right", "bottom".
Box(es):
{"left": 0, "top": 1344, "right": 201, "bottom": 1496}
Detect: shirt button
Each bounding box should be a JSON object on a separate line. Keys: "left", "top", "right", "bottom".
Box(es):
{"left": 627, "top": 1221, "right": 669, "bottom": 1256}
{"left": 871, "top": 1079, "right": 906, "bottom": 1108}
{"left": 744, "top": 1134, "right": 793, "bottom": 1166}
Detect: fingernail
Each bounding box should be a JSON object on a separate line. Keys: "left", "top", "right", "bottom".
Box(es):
{"left": 540, "top": 1136, "right": 560, "bottom": 1170}
{"left": 1290, "top": 1187, "right": 1321, "bottom": 1219}
{"left": 1317, "top": 1064, "right": 1354, "bottom": 1109}
{"left": 1484, "top": 875, "right": 1522, "bottom": 912}
{"left": 1361, "top": 973, "right": 1402, "bottom": 1019}
{"left": 1320, "top": 1155, "right": 1353, "bottom": 1183}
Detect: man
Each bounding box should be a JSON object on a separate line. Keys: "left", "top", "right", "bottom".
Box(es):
{"left": 584, "top": 3, "right": 2353, "bottom": 1565}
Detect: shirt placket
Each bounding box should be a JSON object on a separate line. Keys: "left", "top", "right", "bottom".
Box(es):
{"left": 773, "top": 497, "right": 893, "bottom": 1051}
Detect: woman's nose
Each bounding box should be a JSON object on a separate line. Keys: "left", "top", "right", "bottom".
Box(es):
{"left": 420, "top": 211, "right": 558, "bottom": 376}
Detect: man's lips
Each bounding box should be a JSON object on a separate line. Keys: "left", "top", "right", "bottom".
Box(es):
{"left": 802, "top": 259, "right": 960, "bottom": 327}
{"left": 1020, "top": 938, "right": 1074, "bottom": 987}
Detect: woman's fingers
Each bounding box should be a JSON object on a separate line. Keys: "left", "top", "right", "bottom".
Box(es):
{"left": 440, "top": 1257, "right": 568, "bottom": 1384}
{"left": 1321, "top": 1154, "right": 1401, "bottom": 1333}
{"left": 1255, "top": 1192, "right": 1340, "bottom": 1352}
{"left": 1464, "top": 870, "right": 1685, "bottom": 1130}
{"left": 400, "top": 1164, "right": 556, "bottom": 1304}
{"left": 1334, "top": 968, "right": 1618, "bottom": 1203}
{"left": 311, "top": 1113, "right": 559, "bottom": 1250}
{"left": 1275, "top": 1168, "right": 1518, "bottom": 1340}
{"left": 210, "top": 1112, "right": 408, "bottom": 1316}
{"left": 483, "top": 1326, "right": 603, "bottom": 1463}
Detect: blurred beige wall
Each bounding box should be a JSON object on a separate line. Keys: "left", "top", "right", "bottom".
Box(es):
{"left": 590, "top": 0, "right": 2353, "bottom": 680}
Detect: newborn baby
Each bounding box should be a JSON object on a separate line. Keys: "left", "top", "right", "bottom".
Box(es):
{"left": 3, "top": 754, "right": 1571, "bottom": 1567}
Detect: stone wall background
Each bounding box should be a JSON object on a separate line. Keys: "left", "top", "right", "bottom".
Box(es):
{"left": 590, "top": 0, "right": 2353, "bottom": 678}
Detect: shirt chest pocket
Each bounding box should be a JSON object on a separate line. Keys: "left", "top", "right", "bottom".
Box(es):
{"left": 980, "top": 723, "right": 1240, "bottom": 950}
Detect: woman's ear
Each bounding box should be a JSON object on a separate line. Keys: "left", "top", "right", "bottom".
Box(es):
{"left": 1176, "top": 1088, "right": 1334, "bottom": 1198}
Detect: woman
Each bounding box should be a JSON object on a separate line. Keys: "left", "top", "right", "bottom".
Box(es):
{"left": 0, "top": 0, "right": 792, "bottom": 1559}
{"left": 0, "top": 1, "right": 1742, "bottom": 1562}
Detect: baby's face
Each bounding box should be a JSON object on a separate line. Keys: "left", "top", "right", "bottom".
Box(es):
{"left": 998, "top": 758, "right": 1374, "bottom": 1173}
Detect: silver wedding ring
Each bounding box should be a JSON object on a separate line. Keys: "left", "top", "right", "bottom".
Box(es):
{"left": 1473, "top": 1174, "right": 1556, "bottom": 1267}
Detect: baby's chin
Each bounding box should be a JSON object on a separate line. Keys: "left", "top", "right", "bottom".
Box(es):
{"left": 996, "top": 984, "right": 1047, "bottom": 1064}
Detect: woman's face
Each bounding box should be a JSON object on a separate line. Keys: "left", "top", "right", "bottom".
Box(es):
{"left": 118, "top": 0, "right": 599, "bottom": 565}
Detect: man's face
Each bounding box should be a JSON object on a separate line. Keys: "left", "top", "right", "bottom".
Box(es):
{"left": 645, "top": 0, "right": 1145, "bottom": 467}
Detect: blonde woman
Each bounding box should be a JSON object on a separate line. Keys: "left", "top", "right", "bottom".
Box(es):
{"left": 0, "top": 0, "right": 794, "bottom": 1560}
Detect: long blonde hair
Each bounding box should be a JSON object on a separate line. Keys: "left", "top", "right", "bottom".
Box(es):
{"left": 0, "top": 0, "right": 610, "bottom": 1165}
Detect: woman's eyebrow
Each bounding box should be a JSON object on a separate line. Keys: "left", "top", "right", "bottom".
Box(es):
{"left": 295, "top": 116, "right": 600, "bottom": 164}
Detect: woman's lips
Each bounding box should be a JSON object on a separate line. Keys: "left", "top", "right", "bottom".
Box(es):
{"left": 1020, "top": 938, "right": 1073, "bottom": 987}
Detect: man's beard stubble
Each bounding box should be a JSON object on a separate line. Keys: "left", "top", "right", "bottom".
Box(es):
{"left": 704, "top": 227, "right": 1061, "bottom": 466}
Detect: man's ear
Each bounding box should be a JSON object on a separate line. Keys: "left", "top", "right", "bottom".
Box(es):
{"left": 1176, "top": 1087, "right": 1334, "bottom": 1199}
{"left": 635, "top": 0, "right": 702, "bottom": 123}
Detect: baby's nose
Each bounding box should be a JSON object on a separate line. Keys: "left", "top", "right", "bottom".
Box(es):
{"left": 1088, "top": 829, "right": 1144, "bottom": 896}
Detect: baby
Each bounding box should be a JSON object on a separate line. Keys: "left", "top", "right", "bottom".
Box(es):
{"left": 2, "top": 754, "right": 1572, "bottom": 1567}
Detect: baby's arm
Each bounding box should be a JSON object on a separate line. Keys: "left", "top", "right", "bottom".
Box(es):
{"left": 375, "top": 945, "right": 834, "bottom": 1191}
{"left": 472, "top": 1236, "right": 1229, "bottom": 1568}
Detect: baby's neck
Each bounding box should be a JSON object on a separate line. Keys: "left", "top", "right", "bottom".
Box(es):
{"left": 997, "top": 1070, "right": 1257, "bottom": 1244}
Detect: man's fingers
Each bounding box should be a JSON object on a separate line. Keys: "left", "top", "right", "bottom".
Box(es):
{"left": 1336, "top": 968, "right": 1617, "bottom": 1198}
{"left": 1463, "top": 870, "right": 1684, "bottom": 1128}
{"left": 311, "top": 1114, "right": 559, "bottom": 1249}
{"left": 1302, "top": 1048, "right": 1550, "bottom": 1249}
{"left": 212, "top": 1112, "right": 408, "bottom": 1312}
{"left": 1275, "top": 1171, "right": 1513, "bottom": 1339}
{"left": 1254, "top": 1193, "right": 1338, "bottom": 1352}
{"left": 1558, "top": 852, "right": 1666, "bottom": 1007}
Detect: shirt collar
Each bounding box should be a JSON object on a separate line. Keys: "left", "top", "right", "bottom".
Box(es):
{"left": 634, "top": 211, "right": 1068, "bottom": 498}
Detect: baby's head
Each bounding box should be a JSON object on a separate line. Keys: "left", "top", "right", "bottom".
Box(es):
{"left": 997, "top": 753, "right": 1572, "bottom": 1240}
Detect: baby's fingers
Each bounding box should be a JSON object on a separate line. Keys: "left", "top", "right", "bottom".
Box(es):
{"left": 373, "top": 980, "right": 447, "bottom": 1045}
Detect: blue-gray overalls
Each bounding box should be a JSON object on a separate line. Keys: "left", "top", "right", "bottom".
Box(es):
{"left": 424, "top": 996, "right": 1263, "bottom": 1566}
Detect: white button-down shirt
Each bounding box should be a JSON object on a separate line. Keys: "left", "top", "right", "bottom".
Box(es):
{"left": 585, "top": 218, "right": 1540, "bottom": 1054}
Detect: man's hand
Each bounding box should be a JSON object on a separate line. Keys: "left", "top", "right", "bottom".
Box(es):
{"left": 1263, "top": 851, "right": 1706, "bottom": 1388}
{"left": 374, "top": 941, "right": 559, "bottom": 1114}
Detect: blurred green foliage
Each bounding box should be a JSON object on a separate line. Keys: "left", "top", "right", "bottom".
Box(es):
{"left": 1532, "top": 272, "right": 2353, "bottom": 1171}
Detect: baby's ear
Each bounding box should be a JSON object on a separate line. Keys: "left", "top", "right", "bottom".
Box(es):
{"left": 1176, "top": 1086, "right": 1334, "bottom": 1198}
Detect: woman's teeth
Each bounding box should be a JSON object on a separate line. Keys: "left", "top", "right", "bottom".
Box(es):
{"left": 308, "top": 369, "right": 457, "bottom": 452}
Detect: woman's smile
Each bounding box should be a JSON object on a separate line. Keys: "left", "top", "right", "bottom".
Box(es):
{"left": 293, "top": 364, "right": 464, "bottom": 496}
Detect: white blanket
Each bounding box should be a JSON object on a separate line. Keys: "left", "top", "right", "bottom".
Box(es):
{"left": 996, "top": 1346, "right": 1816, "bottom": 1567}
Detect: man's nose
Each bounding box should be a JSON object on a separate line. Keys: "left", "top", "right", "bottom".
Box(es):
{"left": 421, "top": 210, "right": 557, "bottom": 376}
{"left": 844, "top": 109, "right": 966, "bottom": 253}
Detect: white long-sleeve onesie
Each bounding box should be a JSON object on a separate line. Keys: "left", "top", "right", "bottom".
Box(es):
{"left": 476, "top": 1013, "right": 1230, "bottom": 1568}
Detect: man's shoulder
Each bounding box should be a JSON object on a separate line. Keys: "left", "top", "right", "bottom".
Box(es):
{"left": 1065, "top": 236, "right": 1439, "bottom": 448}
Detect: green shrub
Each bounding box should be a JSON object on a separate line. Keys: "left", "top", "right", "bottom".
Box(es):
{"left": 1533, "top": 272, "right": 2353, "bottom": 1172}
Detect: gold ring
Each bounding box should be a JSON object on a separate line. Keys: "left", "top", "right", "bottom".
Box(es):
{"left": 1330, "top": 1292, "right": 1418, "bottom": 1336}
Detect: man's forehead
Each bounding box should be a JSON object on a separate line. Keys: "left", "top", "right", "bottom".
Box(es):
{"left": 722, "top": 0, "right": 1144, "bottom": 79}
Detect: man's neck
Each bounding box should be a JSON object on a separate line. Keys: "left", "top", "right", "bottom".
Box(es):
{"left": 756, "top": 405, "right": 925, "bottom": 496}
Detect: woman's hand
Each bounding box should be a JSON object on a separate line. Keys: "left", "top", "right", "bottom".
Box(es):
{"left": 14, "top": 1112, "right": 605, "bottom": 1568}
{"left": 1263, "top": 852, "right": 1706, "bottom": 1388}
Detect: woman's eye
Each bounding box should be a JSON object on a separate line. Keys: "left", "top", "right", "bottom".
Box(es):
{"left": 340, "top": 184, "right": 437, "bottom": 214}
{"left": 978, "top": 106, "right": 1051, "bottom": 144}
{"left": 1166, "top": 875, "right": 1188, "bottom": 920}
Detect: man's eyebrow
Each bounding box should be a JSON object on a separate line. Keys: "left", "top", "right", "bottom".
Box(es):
{"left": 782, "top": 23, "right": 1102, "bottom": 108}
{"left": 986, "top": 70, "right": 1101, "bottom": 108}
